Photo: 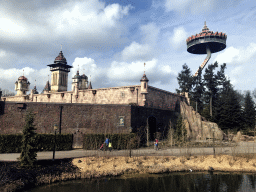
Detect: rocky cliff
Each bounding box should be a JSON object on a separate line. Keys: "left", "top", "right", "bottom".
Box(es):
{"left": 180, "top": 101, "right": 223, "bottom": 141}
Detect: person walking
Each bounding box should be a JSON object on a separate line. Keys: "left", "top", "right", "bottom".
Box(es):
{"left": 108, "top": 140, "right": 112, "bottom": 152}
{"left": 105, "top": 137, "right": 109, "bottom": 151}
{"left": 154, "top": 139, "right": 159, "bottom": 150}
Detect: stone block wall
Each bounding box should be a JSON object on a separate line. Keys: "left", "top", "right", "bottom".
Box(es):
{"left": 0, "top": 102, "right": 132, "bottom": 135}
{"left": 146, "top": 86, "right": 186, "bottom": 111}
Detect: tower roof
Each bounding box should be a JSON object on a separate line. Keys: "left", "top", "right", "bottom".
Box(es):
{"left": 18, "top": 76, "right": 28, "bottom": 81}
{"left": 73, "top": 71, "right": 80, "bottom": 79}
{"left": 81, "top": 74, "right": 88, "bottom": 79}
{"left": 88, "top": 81, "right": 92, "bottom": 89}
{"left": 140, "top": 74, "right": 149, "bottom": 82}
{"left": 44, "top": 80, "right": 51, "bottom": 91}
{"left": 54, "top": 51, "right": 67, "bottom": 64}
{"left": 47, "top": 50, "right": 72, "bottom": 70}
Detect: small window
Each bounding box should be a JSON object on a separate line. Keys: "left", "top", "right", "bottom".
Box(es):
{"left": 144, "top": 83, "right": 146, "bottom": 89}
{"left": 121, "top": 92, "right": 125, "bottom": 98}
{"left": 119, "top": 116, "right": 124, "bottom": 126}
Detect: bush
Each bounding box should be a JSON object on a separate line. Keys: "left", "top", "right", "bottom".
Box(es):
{"left": 0, "top": 134, "right": 73, "bottom": 153}
{"left": 0, "top": 134, "right": 23, "bottom": 153}
{"left": 83, "top": 133, "right": 140, "bottom": 150}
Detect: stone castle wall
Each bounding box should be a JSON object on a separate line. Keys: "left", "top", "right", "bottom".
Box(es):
{"left": 2, "top": 85, "right": 186, "bottom": 111}
{"left": 0, "top": 102, "right": 132, "bottom": 135}
{"left": 2, "top": 85, "right": 145, "bottom": 106}
{"left": 146, "top": 86, "right": 186, "bottom": 111}
{"left": 0, "top": 101, "right": 179, "bottom": 137}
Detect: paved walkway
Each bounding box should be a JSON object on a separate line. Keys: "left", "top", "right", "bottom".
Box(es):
{"left": 1, "top": 142, "right": 255, "bottom": 161}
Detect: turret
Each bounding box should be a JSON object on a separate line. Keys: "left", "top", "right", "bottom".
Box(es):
{"left": 15, "top": 76, "right": 30, "bottom": 96}
{"left": 80, "top": 74, "right": 88, "bottom": 90}
{"left": 47, "top": 51, "right": 72, "bottom": 92}
{"left": 72, "top": 71, "right": 80, "bottom": 96}
{"left": 140, "top": 74, "right": 149, "bottom": 93}
{"left": 140, "top": 73, "right": 149, "bottom": 106}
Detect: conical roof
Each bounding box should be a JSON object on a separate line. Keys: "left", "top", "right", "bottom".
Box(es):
{"left": 44, "top": 80, "right": 51, "bottom": 91}
{"left": 54, "top": 51, "right": 67, "bottom": 64}
{"left": 88, "top": 81, "right": 92, "bottom": 89}
{"left": 140, "top": 74, "right": 149, "bottom": 82}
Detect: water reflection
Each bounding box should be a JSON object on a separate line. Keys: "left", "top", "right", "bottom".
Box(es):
{"left": 26, "top": 172, "right": 256, "bottom": 192}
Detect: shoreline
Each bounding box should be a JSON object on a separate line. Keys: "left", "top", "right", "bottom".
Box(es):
{"left": 1, "top": 154, "right": 256, "bottom": 191}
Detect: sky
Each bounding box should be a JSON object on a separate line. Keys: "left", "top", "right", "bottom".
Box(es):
{"left": 0, "top": 0, "right": 256, "bottom": 94}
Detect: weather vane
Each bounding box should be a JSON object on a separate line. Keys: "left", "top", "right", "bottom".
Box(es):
{"left": 144, "top": 63, "right": 146, "bottom": 74}
{"left": 61, "top": 44, "right": 62, "bottom": 51}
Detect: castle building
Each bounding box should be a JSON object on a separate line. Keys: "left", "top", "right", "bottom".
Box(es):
{"left": 0, "top": 49, "right": 223, "bottom": 148}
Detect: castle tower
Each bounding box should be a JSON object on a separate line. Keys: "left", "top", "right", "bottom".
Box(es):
{"left": 80, "top": 74, "right": 88, "bottom": 90}
{"left": 140, "top": 73, "right": 149, "bottom": 106}
{"left": 15, "top": 76, "right": 30, "bottom": 96}
{"left": 72, "top": 71, "right": 80, "bottom": 96}
{"left": 47, "top": 51, "right": 72, "bottom": 92}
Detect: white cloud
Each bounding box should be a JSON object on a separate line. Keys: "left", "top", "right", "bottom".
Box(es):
{"left": 140, "top": 23, "right": 160, "bottom": 45}
{"left": 121, "top": 42, "right": 152, "bottom": 61}
{"left": 170, "top": 26, "right": 187, "bottom": 49}
{"left": 214, "top": 43, "right": 256, "bottom": 65}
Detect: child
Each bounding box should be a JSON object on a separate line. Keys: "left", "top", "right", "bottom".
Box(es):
{"left": 108, "top": 140, "right": 112, "bottom": 152}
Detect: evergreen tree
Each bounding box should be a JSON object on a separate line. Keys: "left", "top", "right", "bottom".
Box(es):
{"left": 176, "top": 63, "right": 194, "bottom": 94}
{"left": 243, "top": 91, "right": 255, "bottom": 131}
{"left": 203, "top": 62, "right": 219, "bottom": 120}
{"left": 19, "top": 111, "right": 37, "bottom": 167}
{"left": 191, "top": 67, "right": 204, "bottom": 114}
{"left": 215, "top": 84, "right": 243, "bottom": 131}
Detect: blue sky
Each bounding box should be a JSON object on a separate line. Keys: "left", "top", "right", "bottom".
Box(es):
{"left": 0, "top": 0, "right": 256, "bottom": 94}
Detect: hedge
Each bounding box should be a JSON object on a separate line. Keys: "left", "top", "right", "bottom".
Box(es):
{"left": 83, "top": 133, "right": 140, "bottom": 150}
{"left": 0, "top": 134, "right": 73, "bottom": 153}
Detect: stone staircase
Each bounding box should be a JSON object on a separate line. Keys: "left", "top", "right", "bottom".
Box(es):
{"left": 180, "top": 101, "right": 223, "bottom": 141}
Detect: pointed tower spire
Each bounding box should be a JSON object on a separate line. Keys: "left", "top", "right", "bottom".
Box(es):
{"left": 88, "top": 75, "right": 92, "bottom": 89}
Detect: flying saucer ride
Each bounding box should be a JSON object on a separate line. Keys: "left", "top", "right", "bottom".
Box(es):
{"left": 186, "top": 22, "right": 227, "bottom": 76}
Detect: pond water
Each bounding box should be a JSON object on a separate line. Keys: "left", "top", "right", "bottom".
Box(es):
{"left": 26, "top": 172, "right": 256, "bottom": 192}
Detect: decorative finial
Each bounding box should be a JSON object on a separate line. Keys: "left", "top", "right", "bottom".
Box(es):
{"left": 23, "top": 69, "right": 24, "bottom": 76}
{"left": 144, "top": 63, "right": 146, "bottom": 74}
{"left": 61, "top": 44, "right": 62, "bottom": 51}
{"left": 48, "top": 75, "right": 49, "bottom": 81}
{"left": 35, "top": 79, "right": 36, "bottom": 86}
{"left": 204, "top": 21, "right": 206, "bottom": 26}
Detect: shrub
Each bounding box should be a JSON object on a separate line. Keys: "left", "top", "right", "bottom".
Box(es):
{"left": 0, "top": 134, "right": 73, "bottom": 153}
{"left": 83, "top": 133, "right": 140, "bottom": 150}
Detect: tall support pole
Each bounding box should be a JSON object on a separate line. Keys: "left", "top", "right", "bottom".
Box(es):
{"left": 194, "top": 46, "right": 211, "bottom": 77}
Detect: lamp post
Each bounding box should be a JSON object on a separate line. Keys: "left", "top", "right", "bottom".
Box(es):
{"left": 212, "top": 126, "right": 215, "bottom": 157}
{"left": 53, "top": 124, "right": 58, "bottom": 161}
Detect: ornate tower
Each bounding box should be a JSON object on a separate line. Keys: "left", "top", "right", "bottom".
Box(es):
{"left": 72, "top": 71, "right": 80, "bottom": 96}
{"left": 15, "top": 76, "right": 30, "bottom": 96}
{"left": 140, "top": 73, "right": 149, "bottom": 106}
{"left": 47, "top": 51, "right": 72, "bottom": 92}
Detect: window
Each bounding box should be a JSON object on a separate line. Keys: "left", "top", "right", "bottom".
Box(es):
{"left": 121, "top": 92, "right": 125, "bottom": 98}
{"left": 144, "top": 83, "right": 146, "bottom": 89}
{"left": 119, "top": 116, "right": 124, "bottom": 126}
